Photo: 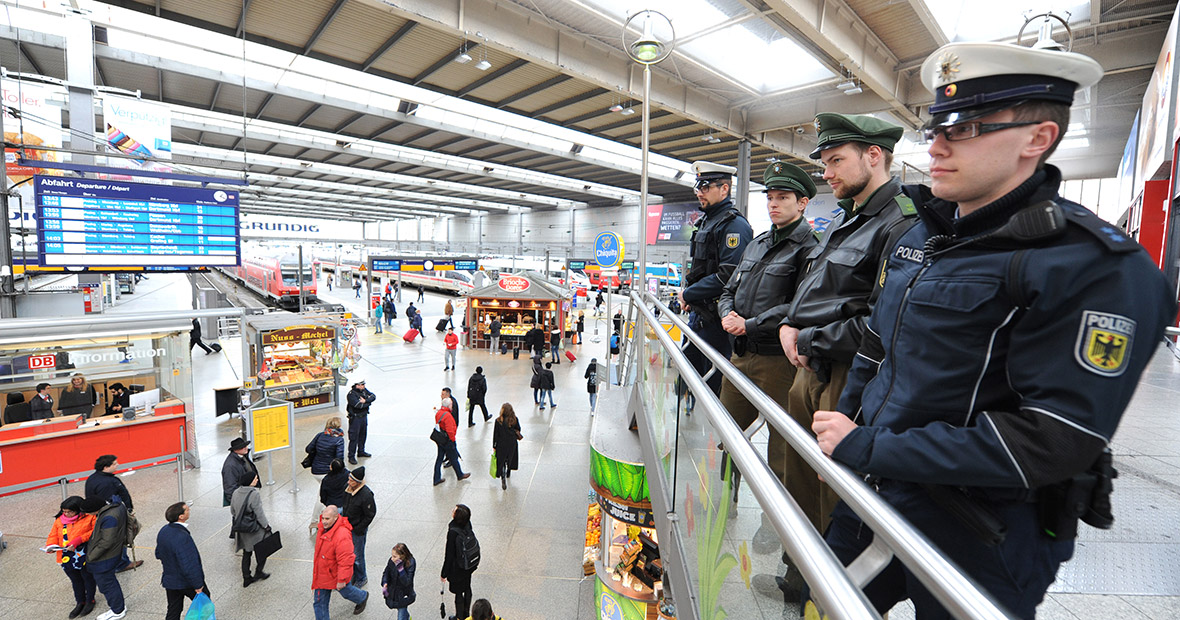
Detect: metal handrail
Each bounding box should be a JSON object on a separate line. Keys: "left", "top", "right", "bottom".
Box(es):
{"left": 634, "top": 290, "right": 1013, "bottom": 620}
{"left": 628, "top": 294, "right": 879, "bottom": 619}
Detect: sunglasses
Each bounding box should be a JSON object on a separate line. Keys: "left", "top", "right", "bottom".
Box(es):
{"left": 921, "top": 120, "right": 1040, "bottom": 143}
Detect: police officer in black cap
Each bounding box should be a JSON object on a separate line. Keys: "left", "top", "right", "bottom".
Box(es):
{"left": 718, "top": 160, "right": 817, "bottom": 495}
{"left": 678, "top": 161, "right": 753, "bottom": 397}
{"left": 813, "top": 41, "right": 1177, "bottom": 619}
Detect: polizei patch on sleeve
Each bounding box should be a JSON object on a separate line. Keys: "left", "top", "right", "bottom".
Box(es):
{"left": 1074, "top": 310, "right": 1136, "bottom": 377}
{"left": 726, "top": 233, "right": 740, "bottom": 248}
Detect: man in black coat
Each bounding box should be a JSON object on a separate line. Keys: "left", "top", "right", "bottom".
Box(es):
{"left": 156, "top": 502, "right": 208, "bottom": 620}
{"left": 220, "top": 437, "right": 259, "bottom": 537}
{"left": 189, "top": 318, "right": 214, "bottom": 355}
{"left": 346, "top": 380, "right": 376, "bottom": 464}
{"left": 106, "top": 383, "right": 131, "bottom": 417}
{"left": 342, "top": 467, "right": 377, "bottom": 589}
{"left": 466, "top": 367, "right": 489, "bottom": 427}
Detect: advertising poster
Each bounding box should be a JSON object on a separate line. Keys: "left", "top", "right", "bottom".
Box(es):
{"left": 101, "top": 95, "right": 172, "bottom": 177}
{"left": 1119, "top": 112, "right": 1140, "bottom": 209}
{"left": 645, "top": 201, "right": 703, "bottom": 245}
{"left": 1136, "top": 12, "right": 1177, "bottom": 189}
{"left": 5, "top": 79, "right": 64, "bottom": 237}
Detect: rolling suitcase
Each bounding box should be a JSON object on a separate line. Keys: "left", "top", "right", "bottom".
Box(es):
{"left": 404, "top": 329, "right": 420, "bottom": 342}
{"left": 436, "top": 318, "right": 449, "bottom": 332}
{"left": 210, "top": 343, "right": 223, "bottom": 353}
{"left": 512, "top": 347, "right": 520, "bottom": 360}
{"left": 565, "top": 351, "right": 576, "bottom": 362}
{"left": 500, "top": 342, "right": 508, "bottom": 355}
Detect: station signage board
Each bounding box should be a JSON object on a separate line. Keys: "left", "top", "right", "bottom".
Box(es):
{"left": 33, "top": 176, "right": 240, "bottom": 268}
{"left": 568, "top": 260, "right": 587, "bottom": 270}
{"left": 369, "top": 257, "right": 479, "bottom": 272}
{"left": 498, "top": 275, "right": 531, "bottom": 293}
{"left": 594, "top": 232, "right": 624, "bottom": 268}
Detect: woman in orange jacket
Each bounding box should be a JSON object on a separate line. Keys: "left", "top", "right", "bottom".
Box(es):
{"left": 46, "top": 496, "right": 98, "bottom": 618}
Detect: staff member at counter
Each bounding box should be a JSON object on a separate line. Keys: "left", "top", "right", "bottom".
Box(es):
{"left": 31, "top": 383, "right": 54, "bottom": 420}
{"left": 106, "top": 384, "right": 131, "bottom": 417}
{"left": 59, "top": 373, "right": 98, "bottom": 419}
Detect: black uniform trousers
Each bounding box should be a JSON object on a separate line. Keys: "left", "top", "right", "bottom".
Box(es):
{"left": 824, "top": 480, "right": 1074, "bottom": 620}
{"left": 682, "top": 311, "right": 731, "bottom": 396}
{"left": 347, "top": 414, "right": 367, "bottom": 458}
{"left": 164, "top": 584, "right": 209, "bottom": 620}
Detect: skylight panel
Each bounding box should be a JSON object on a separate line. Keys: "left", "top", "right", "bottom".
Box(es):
{"left": 922, "top": 0, "right": 1091, "bottom": 43}
{"left": 679, "top": 25, "right": 832, "bottom": 93}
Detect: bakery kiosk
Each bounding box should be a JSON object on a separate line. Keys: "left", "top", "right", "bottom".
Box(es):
{"left": 0, "top": 311, "right": 209, "bottom": 497}
{"left": 241, "top": 314, "right": 342, "bottom": 412}
{"left": 465, "top": 271, "right": 569, "bottom": 351}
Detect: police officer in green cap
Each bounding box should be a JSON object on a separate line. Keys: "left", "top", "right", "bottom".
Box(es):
{"left": 678, "top": 160, "right": 753, "bottom": 398}
{"left": 769, "top": 113, "right": 919, "bottom": 580}
{"left": 717, "top": 160, "right": 818, "bottom": 543}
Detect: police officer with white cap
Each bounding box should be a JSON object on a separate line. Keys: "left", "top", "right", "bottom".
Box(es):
{"left": 813, "top": 40, "right": 1177, "bottom": 619}
{"left": 678, "top": 161, "right": 753, "bottom": 397}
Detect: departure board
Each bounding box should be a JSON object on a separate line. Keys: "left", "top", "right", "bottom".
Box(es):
{"left": 33, "top": 176, "right": 241, "bottom": 268}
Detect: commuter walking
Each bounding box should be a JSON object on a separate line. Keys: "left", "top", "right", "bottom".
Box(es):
{"left": 353, "top": 279, "right": 362, "bottom": 298}
{"left": 416, "top": 284, "right": 425, "bottom": 302}
{"left": 384, "top": 298, "right": 396, "bottom": 326}
{"left": 678, "top": 160, "right": 753, "bottom": 397}
{"left": 488, "top": 317, "right": 501, "bottom": 355}
{"left": 432, "top": 400, "right": 470, "bottom": 485}
{"left": 59, "top": 373, "right": 98, "bottom": 418}
{"left": 492, "top": 404, "right": 522, "bottom": 490}
{"left": 373, "top": 303, "right": 383, "bottom": 334}
{"left": 813, "top": 43, "right": 1175, "bottom": 619}
{"left": 81, "top": 496, "right": 128, "bottom": 620}
{"left": 346, "top": 380, "right": 376, "bottom": 465}
{"left": 406, "top": 303, "right": 417, "bottom": 330}
{"left": 525, "top": 324, "right": 545, "bottom": 358}
{"left": 221, "top": 438, "right": 259, "bottom": 536}
{"left": 156, "top": 502, "right": 208, "bottom": 620}
{"left": 549, "top": 327, "right": 561, "bottom": 364}
{"left": 575, "top": 312, "right": 584, "bottom": 345}
{"left": 306, "top": 417, "right": 346, "bottom": 532}
{"left": 539, "top": 362, "right": 556, "bottom": 410}
{"left": 189, "top": 318, "right": 215, "bottom": 355}
{"left": 326, "top": 273, "right": 333, "bottom": 291}
{"left": 46, "top": 496, "right": 96, "bottom": 619}
{"left": 381, "top": 543, "right": 416, "bottom": 620}
{"left": 717, "top": 161, "right": 818, "bottom": 572}
{"left": 609, "top": 330, "right": 620, "bottom": 359}
{"left": 84, "top": 454, "right": 139, "bottom": 572}
{"left": 444, "top": 299, "right": 455, "bottom": 329}
{"left": 342, "top": 467, "right": 377, "bottom": 589}
{"left": 440, "top": 505, "right": 477, "bottom": 619}
{"left": 320, "top": 459, "right": 350, "bottom": 514}
{"left": 612, "top": 310, "right": 623, "bottom": 336}
{"left": 31, "top": 382, "right": 54, "bottom": 419}
{"left": 231, "top": 472, "right": 271, "bottom": 588}
{"left": 595, "top": 290, "right": 604, "bottom": 314}
{"left": 585, "top": 359, "right": 600, "bottom": 414}
{"left": 444, "top": 327, "right": 459, "bottom": 371}
{"left": 530, "top": 356, "right": 543, "bottom": 406}
{"left": 312, "top": 506, "right": 369, "bottom": 619}
{"left": 466, "top": 366, "right": 490, "bottom": 426}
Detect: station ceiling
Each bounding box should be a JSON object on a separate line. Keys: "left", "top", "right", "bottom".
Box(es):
{"left": 1, "top": 0, "right": 1175, "bottom": 222}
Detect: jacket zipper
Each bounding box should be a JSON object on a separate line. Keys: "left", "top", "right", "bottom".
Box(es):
{"left": 865, "top": 257, "right": 934, "bottom": 426}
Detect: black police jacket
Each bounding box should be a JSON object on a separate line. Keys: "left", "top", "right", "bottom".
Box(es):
{"left": 718, "top": 217, "right": 818, "bottom": 354}
{"left": 683, "top": 198, "right": 753, "bottom": 317}
{"left": 781, "top": 177, "right": 918, "bottom": 366}
{"left": 346, "top": 388, "right": 375, "bottom": 416}
{"left": 835, "top": 166, "right": 1177, "bottom": 491}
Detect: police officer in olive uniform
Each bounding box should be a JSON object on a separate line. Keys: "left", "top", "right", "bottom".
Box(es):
{"left": 678, "top": 161, "right": 753, "bottom": 396}
{"left": 813, "top": 43, "right": 1177, "bottom": 619}
{"left": 776, "top": 114, "right": 918, "bottom": 537}
{"left": 717, "top": 161, "right": 817, "bottom": 501}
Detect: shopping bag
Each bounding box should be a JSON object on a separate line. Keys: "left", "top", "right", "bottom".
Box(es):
{"left": 489, "top": 451, "right": 497, "bottom": 478}
{"left": 254, "top": 530, "right": 283, "bottom": 562}
{"left": 184, "top": 592, "right": 216, "bottom": 620}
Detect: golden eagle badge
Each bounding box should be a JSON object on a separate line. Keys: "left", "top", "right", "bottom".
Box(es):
{"left": 1075, "top": 310, "right": 1135, "bottom": 377}
{"left": 725, "top": 233, "right": 740, "bottom": 249}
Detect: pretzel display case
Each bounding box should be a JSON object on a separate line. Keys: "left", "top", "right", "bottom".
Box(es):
{"left": 242, "top": 315, "right": 341, "bottom": 411}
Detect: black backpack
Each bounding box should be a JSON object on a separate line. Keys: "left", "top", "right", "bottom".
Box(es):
{"left": 451, "top": 525, "right": 480, "bottom": 571}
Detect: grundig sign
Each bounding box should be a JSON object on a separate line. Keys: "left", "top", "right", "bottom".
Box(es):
{"left": 262, "top": 325, "right": 334, "bottom": 345}
{"left": 497, "top": 275, "right": 530, "bottom": 293}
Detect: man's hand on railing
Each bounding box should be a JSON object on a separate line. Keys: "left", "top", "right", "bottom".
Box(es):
{"left": 677, "top": 289, "right": 689, "bottom": 313}
{"left": 778, "top": 324, "right": 809, "bottom": 369}
{"left": 813, "top": 409, "right": 856, "bottom": 456}
{"left": 720, "top": 311, "right": 747, "bottom": 336}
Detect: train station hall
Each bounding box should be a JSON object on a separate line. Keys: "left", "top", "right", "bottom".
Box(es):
{"left": 2, "top": 1, "right": 1180, "bottom": 620}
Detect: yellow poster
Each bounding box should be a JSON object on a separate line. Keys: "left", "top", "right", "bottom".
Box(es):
{"left": 250, "top": 404, "right": 291, "bottom": 453}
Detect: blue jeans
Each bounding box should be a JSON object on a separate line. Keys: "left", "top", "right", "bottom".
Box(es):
{"left": 374, "top": 320, "right": 383, "bottom": 333}
{"left": 551, "top": 344, "right": 559, "bottom": 359}
{"left": 351, "top": 532, "right": 367, "bottom": 585}
{"left": 542, "top": 390, "right": 556, "bottom": 406}
{"left": 589, "top": 392, "right": 598, "bottom": 411}
{"left": 396, "top": 607, "right": 410, "bottom": 620}
{"left": 313, "top": 586, "right": 367, "bottom": 620}
{"left": 433, "top": 440, "right": 465, "bottom": 482}
{"left": 533, "top": 387, "right": 542, "bottom": 404}
{"left": 88, "top": 558, "right": 124, "bottom": 614}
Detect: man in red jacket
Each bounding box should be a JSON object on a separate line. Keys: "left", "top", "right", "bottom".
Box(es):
{"left": 312, "top": 506, "right": 368, "bottom": 618}
{"left": 433, "top": 401, "right": 470, "bottom": 486}
{"left": 443, "top": 327, "right": 459, "bottom": 371}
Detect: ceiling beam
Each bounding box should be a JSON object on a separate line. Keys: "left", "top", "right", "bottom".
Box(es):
{"left": 593, "top": 110, "right": 670, "bottom": 133}
{"left": 334, "top": 112, "right": 366, "bottom": 133}
{"left": 253, "top": 93, "right": 275, "bottom": 119}
{"left": 456, "top": 58, "right": 529, "bottom": 96}
{"left": 302, "top": 0, "right": 349, "bottom": 55}
{"left": 530, "top": 87, "right": 608, "bottom": 118}
{"left": 15, "top": 41, "right": 44, "bottom": 75}
{"left": 495, "top": 75, "right": 571, "bottom": 108}
{"left": 400, "top": 128, "right": 436, "bottom": 146}
{"left": 370, "top": 120, "right": 401, "bottom": 138}
{"left": 412, "top": 42, "right": 479, "bottom": 86}
{"left": 617, "top": 119, "right": 697, "bottom": 141}
{"left": 362, "top": 21, "right": 418, "bottom": 71}
{"left": 295, "top": 104, "right": 321, "bottom": 127}
{"left": 208, "top": 82, "right": 222, "bottom": 110}
{"left": 234, "top": 0, "right": 254, "bottom": 38}
{"left": 905, "top": 0, "right": 948, "bottom": 47}
{"left": 560, "top": 107, "right": 611, "bottom": 128}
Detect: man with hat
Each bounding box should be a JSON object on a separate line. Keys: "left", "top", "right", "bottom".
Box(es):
{"left": 221, "top": 437, "right": 259, "bottom": 536}
{"left": 717, "top": 160, "right": 818, "bottom": 552}
{"left": 341, "top": 466, "right": 377, "bottom": 589}
{"left": 679, "top": 160, "right": 753, "bottom": 397}
{"left": 346, "top": 380, "right": 376, "bottom": 465}
{"left": 812, "top": 41, "right": 1177, "bottom": 618}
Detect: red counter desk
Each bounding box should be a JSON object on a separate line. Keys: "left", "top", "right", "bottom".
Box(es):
{"left": 0, "top": 401, "right": 187, "bottom": 497}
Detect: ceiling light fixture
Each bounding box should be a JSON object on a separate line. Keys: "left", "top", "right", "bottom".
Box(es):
{"left": 454, "top": 51, "right": 472, "bottom": 64}
{"left": 844, "top": 85, "right": 863, "bottom": 95}
{"left": 620, "top": 107, "right": 635, "bottom": 116}
{"left": 474, "top": 59, "right": 491, "bottom": 71}
{"left": 836, "top": 80, "right": 856, "bottom": 90}
{"left": 609, "top": 103, "right": 624, "bottom": 112}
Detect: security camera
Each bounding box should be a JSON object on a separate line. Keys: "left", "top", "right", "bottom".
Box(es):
{"left": 795, "top": 127, "right": 806, "bottom": 135}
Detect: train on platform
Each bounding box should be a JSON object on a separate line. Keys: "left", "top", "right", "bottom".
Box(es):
{"left": 222, "top": 254, "right": 317, "bottom": 309}
{"left": 316, "top": 260, "right": 477, "bottom": 296}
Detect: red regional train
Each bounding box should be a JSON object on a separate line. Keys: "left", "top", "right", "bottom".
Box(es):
{"left": 224, "top": 254, "right": 317, "bottom": 309}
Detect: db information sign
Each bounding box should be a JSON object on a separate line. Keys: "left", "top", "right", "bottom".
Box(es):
{"left": 498, "top": 275, "right": 531, "bottom": 293}
{"left": 594, "top": 232, "right": 624, "bottom": 268}
{"left": 28, "top": 354, "right": 56, "bottom": 370}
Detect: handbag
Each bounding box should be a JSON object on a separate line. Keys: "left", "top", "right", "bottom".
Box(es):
{"left": 302, "top": 437, "right": 317, "bottom": 469}
{"left": 253, "top": 529, "right": 283, "bottom": 562}
{"left": 231, "top": 503, "right": 260, "bottom": 534}
{"left": 184, "top": 592, "right": 216, "bottom": 620}
{"left": 489, "top": 451, "right": 498, "bottom": 478}
{"left": 430, "top": 425, "right": 448, "bottom": 445}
